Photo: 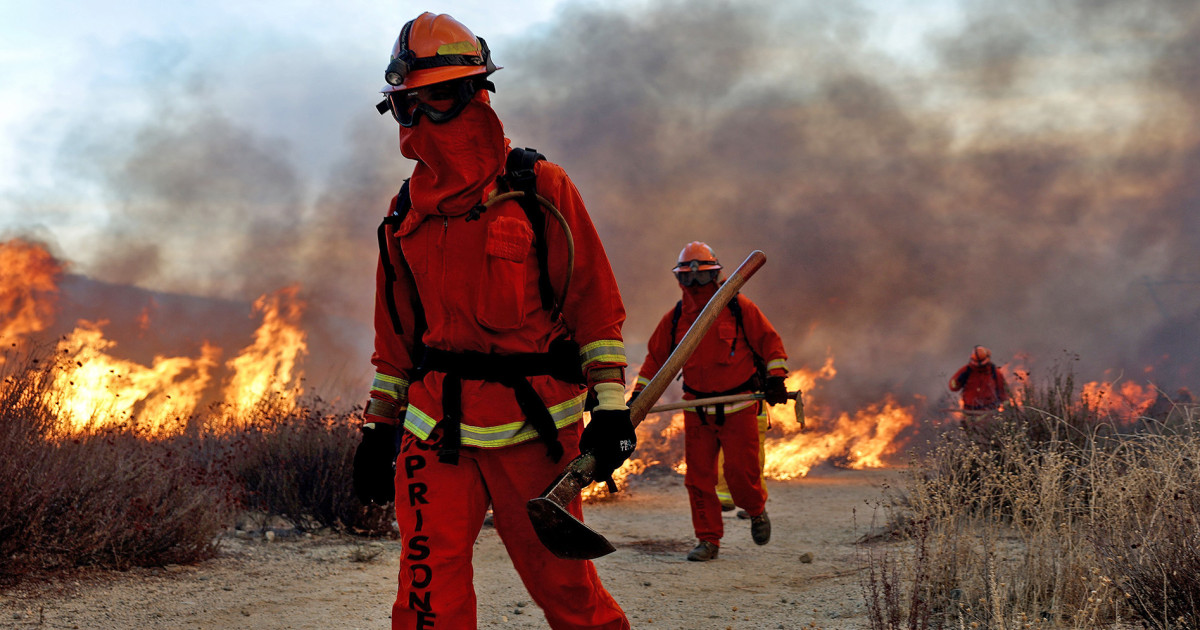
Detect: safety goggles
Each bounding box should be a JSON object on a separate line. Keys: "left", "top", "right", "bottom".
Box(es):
{"left": 674, "top": 269, "right": 719, "bottom": 287}
{"left": 382, "top": 79, "right": 475, "bottom": 127}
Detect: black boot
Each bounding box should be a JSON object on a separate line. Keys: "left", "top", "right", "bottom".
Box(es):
{"left": 686, "top": 540, "right": 719, "bottom": 561}
{"left": 750, "top": 511, "right": 771, "bottom": 545}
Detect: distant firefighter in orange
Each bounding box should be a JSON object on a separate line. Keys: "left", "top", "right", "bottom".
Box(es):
{"left": 949, "top": 345, "right": 1009, "bottom": 411}
{"left": 631, "top": 241, "right": 789, "bottom": 562}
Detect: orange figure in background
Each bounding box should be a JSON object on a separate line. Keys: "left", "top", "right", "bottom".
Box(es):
{"left": 949, "top": 345, "right": 1009, "bottom": 411}
{"left": 632, "top": 242, "right": 789, "bottom": 562}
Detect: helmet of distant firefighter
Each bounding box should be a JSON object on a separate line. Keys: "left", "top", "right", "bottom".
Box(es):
{"left": 673, "top": 241, "right": 722, "bottom": 287}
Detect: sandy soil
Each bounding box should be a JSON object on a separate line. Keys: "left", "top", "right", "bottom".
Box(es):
{"left": 0, "top": 467, "right": 902, "bottom": 630}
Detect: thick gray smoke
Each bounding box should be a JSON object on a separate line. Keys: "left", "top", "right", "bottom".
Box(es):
{"left": 491, "top": 0, "right": 1200, "bottom": 408}
{"left": 13, "top": 0, "right": 1200, "bottom": 412}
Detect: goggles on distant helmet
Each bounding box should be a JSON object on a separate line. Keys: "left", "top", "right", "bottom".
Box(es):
{"left": 674, "top": 261, "right": 720, "bottom": 287}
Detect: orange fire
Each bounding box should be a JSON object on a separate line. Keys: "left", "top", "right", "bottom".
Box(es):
{"left": 585, "top": 354, "right": 916, "bottom": 500}
{"left": 219, "top": 285, "right": 308, "bottom": 420}
{"left": 764, "top": 396, "right": 914, "bottom": 479}
{"left": 1002, "top": 357, "right": 1161, "bottom": 423}
{"left": 51, "top": 322, "right": 219, "bottom": 434}
{"left": 0, "top": 239, "right": 310, "bottom": 436}
{"left": 765, "top": 358, "right": 913, "bottom": 479}
{"left": 1079, "top": 377, "right": 1157, "bottom": 421}
{"left": 0, "top": 239, "right": 62, "bottom": 343}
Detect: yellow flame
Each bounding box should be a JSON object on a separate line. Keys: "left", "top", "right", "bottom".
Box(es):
{"left": 51, "top": 321, "right": 217, "bottom": 434}
{"left": 43, "top": 286, "right": 308, "bottom": 436}
{"left": 764, "top": 396, "right": 913, "bottom": 479}
{"left": 221, "top": 285, "right": 307, "bottom": 418}
{"left": 585, "top": 354, "right": 915, "bottom": 500}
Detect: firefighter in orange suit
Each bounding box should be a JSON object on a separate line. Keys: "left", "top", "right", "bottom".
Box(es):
{"left": 949, "top": 345, "right": 1009, "bottom": 411}
{"left": 351, "top": 13, "right": 634, "bottom": 630}
{"left": 631, "top": 242, "right": 789, "bottom": 562}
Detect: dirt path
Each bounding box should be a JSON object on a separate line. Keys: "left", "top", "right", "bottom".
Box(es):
{"left": 0, "top": 467, "right": 901, "bottom": 629}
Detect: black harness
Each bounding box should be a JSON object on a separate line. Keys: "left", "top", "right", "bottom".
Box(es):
{"left": 377, "top": 147, "right": 578, "bottom": 463}
{"left": 669, "top": 297, "right": 767, "bottom": 426}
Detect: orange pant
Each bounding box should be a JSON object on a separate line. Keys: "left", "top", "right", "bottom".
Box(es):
{"left": 684, "top": 403, "right": 768, "bottom": 545}
{"left": 716, "top": 407, "right": 769, "bottom": 507}
{"left": 392, "top": 422, "right": 628, "bottom": 630}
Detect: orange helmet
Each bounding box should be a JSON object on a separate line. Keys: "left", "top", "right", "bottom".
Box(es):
{"left": 673, "top": 242, "right": 722, "bottom": 273}
{"left": 971, "top": 346, "right": 991, "bottom": 364}
{"left": 673, "top": 242, "right": 722, "bottom": 287}
{"left": 381, "top": 13, "right": 498, "bottom": 93}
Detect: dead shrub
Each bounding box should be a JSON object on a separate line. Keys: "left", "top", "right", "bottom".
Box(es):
{"left": 0, "top": 349, "right": 238, "bottom": 583}
{"left": 863, "top": 365, "right": 1198, "bottom": 628}
{"left": 1088, "top": 424, "right": 1200, "bottom": 630}
{"left": 0, "top": 345, "right": 393, "bottom": 586}
{"left": 215, "top": 399, "right": 392, "bottom": 535}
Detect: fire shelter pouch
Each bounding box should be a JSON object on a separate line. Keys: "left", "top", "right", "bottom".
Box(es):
{"left": 477, "top": 215, "right": 534, "bottom": 331}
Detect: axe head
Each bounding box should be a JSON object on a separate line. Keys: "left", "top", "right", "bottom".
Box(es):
{"left": 527, "top": 496, "right": 616, "bottom": 560}
{"left": 526, "top": 451, "right": 616, "bottom": 559}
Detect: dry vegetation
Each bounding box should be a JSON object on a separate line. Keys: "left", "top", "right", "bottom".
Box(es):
{"left": 861, "top": 371, "right": 1200, "bottom": 629}
{"left": 7, "top": 340, "right": 1200, "bottom": 630}
{"left": 0, "top": 346, "right": 388, "bottom": 587}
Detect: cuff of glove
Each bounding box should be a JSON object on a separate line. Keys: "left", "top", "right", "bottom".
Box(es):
{"left": 365, "top": 398, "right": 406, "bottom": 424}
{"left": 586, "top": 366, "right": 625, "bottom": 389}
{"left": 592, "top": 382, "right": 628, "bottom": 411}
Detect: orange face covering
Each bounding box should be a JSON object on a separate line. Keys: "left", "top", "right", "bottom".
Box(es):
{"left": 680, "top": 280, "right": 721, "bottom": 314}
{"left": 398, "top": 90, "right": 509, "bottom": 218}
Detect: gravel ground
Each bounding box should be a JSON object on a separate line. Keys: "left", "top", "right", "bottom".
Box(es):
{"left": 0, "top": 467, "right": 901, "bottom": 629}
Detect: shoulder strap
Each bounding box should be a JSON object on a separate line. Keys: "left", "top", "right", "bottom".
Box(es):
{"left": 501, "top": 147, "right": 556, "bottom": 313}
{"left": 728, "top": 295, "right": 768, "bottom": 385}
{"left": 669, "top": 300, "right": 684, "bottom": 354}
{"left": 377, "top": 179, "right": 427, "bottom": 345}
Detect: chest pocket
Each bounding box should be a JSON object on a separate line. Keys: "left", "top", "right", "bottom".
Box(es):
{"left": 476, "top": 215, "right": 534, "bottom": 331}
{"left": 716, "top": 320, "right": 738, "bottom": 363}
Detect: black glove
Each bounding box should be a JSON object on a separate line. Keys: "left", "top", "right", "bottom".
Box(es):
{"left": 580, "top": 409, "right": 637, "bottom": 492}
{"left": 764, "top": 375, "right": 789, "bottom": 406}
{"left": 353, "top": 423, "right": 398, "bottom": 505}
{"left": 626, "top": 389, "right": 642, "bottom": 407}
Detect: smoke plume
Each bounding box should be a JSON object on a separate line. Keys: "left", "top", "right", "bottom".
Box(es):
{"left": 493, "top": 0, "right": 1200, "bottom": 407}
{"left": 9, "top": 0, "right": 1200, "bottom": 412}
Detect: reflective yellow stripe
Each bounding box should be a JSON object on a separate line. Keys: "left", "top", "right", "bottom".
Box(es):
{"left": 636, "top": 375, "right": 651, "bottom": 387}
{"left": 404, "top": 406, "right": 438, "bottom": 439}
{"left": 579, "top": 339, "right": 626, "bottom": 367}
{"left": 372, "top": 372, "right": 408, "bottom": 399}
{"left": 403, "top": 392, "right": 587, "bottom": 448}
{"left": 767, "top": 359, "right": 788, "bottom": 372}
{"left": 437, "top": 40, "right": 478, "bottom": 55}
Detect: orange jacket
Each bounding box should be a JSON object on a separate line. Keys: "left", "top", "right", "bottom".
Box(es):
{"left": 949, "top": 362, "right": 1009, "bottom": 410}
{"left": 368, "top": 159, "right": 627, "bottom": 449}
{"left": 636, "top": 286, "right": 787, "bottom": 402}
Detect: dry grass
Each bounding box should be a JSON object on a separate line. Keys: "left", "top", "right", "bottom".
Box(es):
{"left": 0, "top": 347, "right": 238, "bottom": 584}
{"left": 862, "top": 367, "right": 1200, "bottom": 629}
{"left": 0, "top": 345, "right": 389, "bottom": 586}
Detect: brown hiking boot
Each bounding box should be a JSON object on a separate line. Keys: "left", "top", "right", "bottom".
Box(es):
{"left": 686, "top": 540, "right": 719, "bottom": 562}
{"left": 750, "top": 511, "right": 771, "bottom": 545}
